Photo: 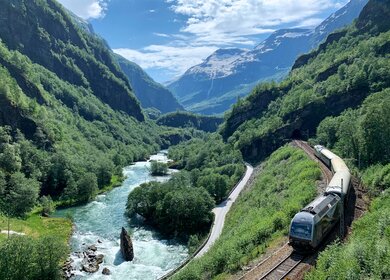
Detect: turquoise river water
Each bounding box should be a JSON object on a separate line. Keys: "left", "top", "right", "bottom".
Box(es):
{"left": 54, "top": 152, "right": 188, "bottom": 279}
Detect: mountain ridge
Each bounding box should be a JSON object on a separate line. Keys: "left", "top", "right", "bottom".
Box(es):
{"left": 168, "top": 0, "right": 369, "bottom": 115}
{"left": 115, "top": 54, "right": 184, "bottom": 114}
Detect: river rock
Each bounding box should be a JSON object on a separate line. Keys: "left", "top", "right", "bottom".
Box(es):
{"left": 82, "top": 263, "right": 99, "bottom": 273}
{"left": 120, "top": 227, "right": 134, "bottom": 261}
{"left": 102, "top": 267, "right": 111, "bottom": 275}
{"left": 96, "top": 254, "right": 104, "bottom": 264}
{"left": 88, "top": 244, "right": 97, "bottom": 251}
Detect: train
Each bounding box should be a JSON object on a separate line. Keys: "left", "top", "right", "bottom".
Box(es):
{"left": 288, "top": 145, "right": 351, "bottom": 251}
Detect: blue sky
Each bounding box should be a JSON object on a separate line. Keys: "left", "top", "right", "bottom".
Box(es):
{"left": 58, "top": 0, "right": 349, "bottom": 83}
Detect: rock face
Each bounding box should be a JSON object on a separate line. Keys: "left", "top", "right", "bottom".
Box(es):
{"left": 120, "top": 227, "right": 134, "bottom": 261}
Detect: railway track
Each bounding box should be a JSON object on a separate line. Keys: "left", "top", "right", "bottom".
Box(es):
{"left": 257, "top": 252, "right": 305, "bottom": 280}
{"left": 293, "top": 140, "right": 333, "bottom": 183}
{"left": 239, "top": 141, "right": 369, "bottom": 280}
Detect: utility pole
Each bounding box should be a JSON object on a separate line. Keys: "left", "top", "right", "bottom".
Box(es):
{"left": 340, "top": 178, "right": 345, "bottom": 238}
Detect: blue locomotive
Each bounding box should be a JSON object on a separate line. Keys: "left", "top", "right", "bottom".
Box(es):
{"left": 289, "top": 145, "right": 351, "bottom": 250}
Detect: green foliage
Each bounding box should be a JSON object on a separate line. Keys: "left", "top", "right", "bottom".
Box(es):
{"left": 197, "top": 174, "right": 229, "bottom": 204}
{"left": 77, "top": 173, "right": 98, "bottom": 203}
{"left": 150, "top": 160, "right": 169, "bottom": 176}
{"left": 168, "top": 134, "right": 245, "bottom": 202}
{"left": 40, "top": 196, "right": 55, "bottom": 217}
{"left": 115, "top": 54, "right": 183, "bottom": 113}
{"left": 126, "top": 173, "right": 215, "bottom": 237}
{"left": 157, "top": 111, "right": 223, "bottom": 133}
{"left": 0, "top": 235, "right": 67, "bottom": 280}
{"left": 314, "top": 89, "right": 390, "bottom": 169}
{"left": 306, "top": 190, "right": 390, "bottom": 280}
{"left": 222, "top": 15, "right": 390, "bottom": 162}
{"left": 172, "top": 146, "right": 320, "bottom": 279}
{"left": 0, "top": 35, "right": 183, "bottom": 205}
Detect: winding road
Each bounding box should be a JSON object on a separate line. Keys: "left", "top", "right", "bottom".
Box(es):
{"left": 195, "top": 163, "right": 254, "bottom": 258}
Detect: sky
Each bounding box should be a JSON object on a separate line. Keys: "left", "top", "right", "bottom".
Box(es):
{"left": 57, "top": 0, "right": 349, "bottom": 83}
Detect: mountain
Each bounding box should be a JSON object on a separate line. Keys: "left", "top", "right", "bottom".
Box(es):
{"left": 220, "top": 0, "right": 390, "bottom": 163}
{"left": 65, "top": 11, "right": 183, "bottom": 115}
{"left": 168, "top": 0, "right": 369, "bottom": 115}
{"left": 0, "top": 0, "right": 144, "bottom": 121}
{"left": 0, "top": 0, "right": 168, "bottom": 202}
{"left": 115, "top": 54, "right": 183, "bottom": 114}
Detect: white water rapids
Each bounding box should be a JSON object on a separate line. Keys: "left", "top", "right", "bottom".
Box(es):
{"left": 54, "top": 152, "right": 188, "bottom": 279}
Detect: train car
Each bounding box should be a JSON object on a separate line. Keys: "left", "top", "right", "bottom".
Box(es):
{"left": 289, "top": 193, "right": 341, "bottom": 250}
{"left": 326, "top": 170, "right": 351, "bottom": 198}
{"left": 331, "top": 157, "right": 349, "bottom": 173}
{"left": 314, "top": 145, "right": 333, "bottom": 168}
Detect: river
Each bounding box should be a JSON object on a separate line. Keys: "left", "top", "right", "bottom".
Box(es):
{"left": 54, "top": 152, "right": 188, "bottom": 280}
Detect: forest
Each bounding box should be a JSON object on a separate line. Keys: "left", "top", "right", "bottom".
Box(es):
{"left": 127, "top": 134, "right": 245, "bottom": 240}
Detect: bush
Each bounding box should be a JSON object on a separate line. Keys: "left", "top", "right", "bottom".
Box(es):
{"left": 127, "top": 173, "right": 215, "bottom": 237}
{"left": 150, "top": 161, "right": 169, "bottom": 176}
{"left": 0, "top": 235, "right": 67, "bottom": 280}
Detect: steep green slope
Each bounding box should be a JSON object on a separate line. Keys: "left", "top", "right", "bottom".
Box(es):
{"left": 0, "top": 41, "right": 161, "bottom": 201}
{"left": 115, "top": 54, "right": 183, "bottom": 113}
{"left": 221, "top": 0, "right": 390, "bottom": 163}
{"left": 157, "top": 111, "right": 223, "bottom": 133}
{"left": 305, "top": 87, "right": 390, "bottom": 280}
{"left": 0, "top": 0, "right": 143, "bottom": 120}
{"left": 0, "top": 0, "right": 171, "bottom": 206}
{"left": 171, "top": 146, "right": 320, "bottom": 279}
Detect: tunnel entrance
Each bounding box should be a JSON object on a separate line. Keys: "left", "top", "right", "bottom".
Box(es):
{"left": 291, "top": 129, "right": 303, "bottom": 140}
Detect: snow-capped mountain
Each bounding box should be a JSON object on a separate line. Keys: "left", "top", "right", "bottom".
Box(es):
{"left": 168, "top": 0, "right": 368, "bottom": 115}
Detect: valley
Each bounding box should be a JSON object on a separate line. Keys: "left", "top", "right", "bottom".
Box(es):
{"left": 0, "top": 0, "right": 389, "bottom": 280}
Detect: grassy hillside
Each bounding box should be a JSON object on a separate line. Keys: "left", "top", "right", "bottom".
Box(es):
{"left": 171, "top": 146, "right": 320, "bottom": 279}
{"left": 221, "top": 0, "right": 390, "bottom": 163}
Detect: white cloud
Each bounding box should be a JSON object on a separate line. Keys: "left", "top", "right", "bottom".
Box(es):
{"left": 114, "top": 45, "right": 218, "bottom": 77}
{"left": 57, "top": 0, "right": 108, "bottom": 19}
{"left": 117, "top": 0, "right": 349, "bottom": 80}
{"left": 153, "top": 32, "right": 171, "bottom": 38}
{"left": 168, "top": 0, "right": 348, "bottom": 40}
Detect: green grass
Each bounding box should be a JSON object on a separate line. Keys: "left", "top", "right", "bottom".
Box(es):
{"left": 0, "top": 212, "right": 72, "bottom": 245}
{"left": 171, "top": 145, "right": 321, "bottom": 280}
{"left": 97, "top": 174, "right": 123, "bottom": 195}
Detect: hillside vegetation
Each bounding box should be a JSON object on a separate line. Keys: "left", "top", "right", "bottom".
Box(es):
{"left": 171, "top": 146, "right": 320, "bottom": 279}
{"left": 0, "top": 0, "right": 189, "bottom": 213}
{"left": 157, "top": 111, "right": 223, "bottom": 133}
{"left": 221, "top": 0, "right": 390, "bottom": 163}
{"left": 115, "top": 54, "right": 183, "bottom": 114}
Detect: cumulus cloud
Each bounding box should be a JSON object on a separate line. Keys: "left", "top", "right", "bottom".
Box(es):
{"left": 114, "top": 45, "right": 218, "bottom": 77}
{"left": 169, "top": 0, "right": 348, "bottom": 39}
{"left": 57, "top": 0, "right": 108, "bottom": 19}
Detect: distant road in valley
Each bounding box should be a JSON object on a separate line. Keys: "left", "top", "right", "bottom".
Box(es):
{"left": 195, "top": 163, "right": 254, "bottom": 258}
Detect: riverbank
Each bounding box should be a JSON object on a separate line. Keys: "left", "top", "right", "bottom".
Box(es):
{"left": 0, "top": 211, "right": 72, "bottom": 244}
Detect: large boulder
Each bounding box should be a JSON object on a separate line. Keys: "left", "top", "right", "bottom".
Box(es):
{"left": 120, "top": 227, "right": 134, "bottom": 261}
